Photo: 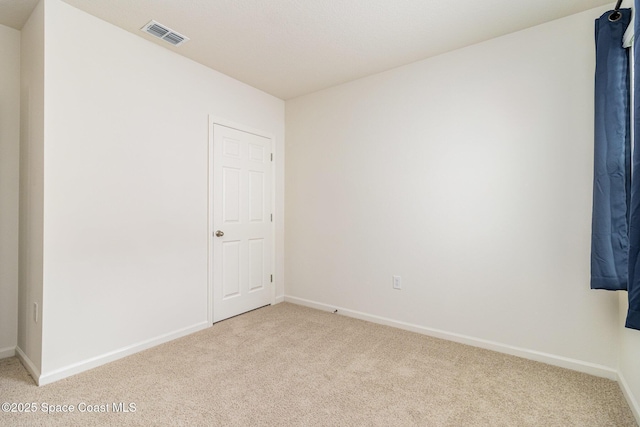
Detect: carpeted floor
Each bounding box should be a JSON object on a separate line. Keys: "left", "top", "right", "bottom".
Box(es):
{"left": 0, "top": 303, "right": 636, "bottom": 426}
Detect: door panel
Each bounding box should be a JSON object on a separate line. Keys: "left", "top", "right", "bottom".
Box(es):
{"left": 223, "top": 167, "right": 241, "bottom": 223}
{"left": 249, "top": 171, "right": 265, "bottom": 222}
{"left": 248, "top": 238, "right": 265, "bottom": 291}
{"left": 213, "top": 123, "right": 273, "bottom": 322}
{"left": 222, "top": 240, "right": 241, "bottom": 299}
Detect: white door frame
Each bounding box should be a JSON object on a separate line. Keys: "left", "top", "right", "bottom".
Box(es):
{"left": 207, "top": 115, "right": 276, "bottom": 324}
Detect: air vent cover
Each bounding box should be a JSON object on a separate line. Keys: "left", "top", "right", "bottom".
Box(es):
{"left": 141, "top": 20, "right": 189, "bottom": 47}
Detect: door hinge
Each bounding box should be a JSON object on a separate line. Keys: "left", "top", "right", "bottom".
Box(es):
{"left": 270, "top": 274, "right": 273, "bottom": 283}
{"left": 271, "top": 153, "right": 273, "bottom": 162}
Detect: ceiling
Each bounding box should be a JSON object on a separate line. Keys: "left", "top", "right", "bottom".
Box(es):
{"left": 0, "top": 0, "right": 615, "bottom": 99}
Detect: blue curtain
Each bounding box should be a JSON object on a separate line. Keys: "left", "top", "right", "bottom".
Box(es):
{"left": 592, "top": 9, "right": 632, "bottom": 292}
{"left": 628, "top": 3, "right": 640, "bottom": 330}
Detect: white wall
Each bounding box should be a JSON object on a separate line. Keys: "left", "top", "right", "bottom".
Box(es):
{"left": 619, "top": 294, "right": 640, "bottom": 420}
{"left": 0, "top": 24, "right": 21, "bottom": 359}
{"left": 285, "top": 6, "right": 620, "bottom": 372}
{"left": 616, "top": 2, "right": 640, "bottom": 420}
{"left": 18, "top": 0, "right": 44, "bottom": 376}
{"left": 37, "top": 0, "right": 284, "bottom": 380}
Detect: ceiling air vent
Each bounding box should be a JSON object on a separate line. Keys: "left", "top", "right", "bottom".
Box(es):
{"left": 141, "top": 20, "right": 189, "bottom": 47}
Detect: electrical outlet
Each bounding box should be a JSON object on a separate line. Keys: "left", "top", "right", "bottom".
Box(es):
{"left": 393, "top": 275, "right": 402, "bottom": 290}
{"left": 33, "top": 302, "right": 38, "bottom": 323}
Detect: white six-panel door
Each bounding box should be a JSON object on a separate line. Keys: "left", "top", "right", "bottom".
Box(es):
{"left": 212, "top": 123, "right": 273, "bottom": 322}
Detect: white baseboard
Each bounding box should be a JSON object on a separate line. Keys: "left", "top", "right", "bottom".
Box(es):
{"left": 618, "top": 370, "right": 640, "bottom": 425}
{"left": 0, "top": 345, "right": 16, "bottom": 359}
{"left": 274, "top": 295, "right": 285, "bottom": 304}
{"left": 284, "top": 295, "right": 618, "bottom": 380}
{"left": 38, "top": 321, "right": 210, "bottom": 386}
{"left": 15, "top": 346, "right": 41, "bottom": 385}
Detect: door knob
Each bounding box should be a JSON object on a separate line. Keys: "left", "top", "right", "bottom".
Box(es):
{"left": 215, "top": 230, "right": 224, "bottom": 237}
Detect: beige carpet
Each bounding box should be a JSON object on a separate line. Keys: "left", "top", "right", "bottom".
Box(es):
{"left": 0, "top": 303, "right": 636, "bottom": 426}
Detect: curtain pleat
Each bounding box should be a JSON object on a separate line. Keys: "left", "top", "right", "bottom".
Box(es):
{"left": 627, "top": 3, "right": 640, "bottom": 329}
{"left": 591, "top": 9, "right": 632, "bottom": 291}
